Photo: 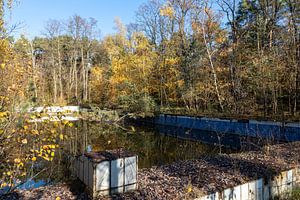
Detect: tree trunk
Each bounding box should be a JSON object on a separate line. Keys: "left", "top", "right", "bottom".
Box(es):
{"left": 51, "top": 53, "right": 57, "bottom": 103}
{"left": 57, "top": 40, "right": 63, "bottom": 101}
{"left": 201, "top": 25, "right": 224, "bottom": 111}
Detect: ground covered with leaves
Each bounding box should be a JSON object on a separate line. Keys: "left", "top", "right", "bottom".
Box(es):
{"left": 2, "top": 142, "right": 300, "bottom": 200}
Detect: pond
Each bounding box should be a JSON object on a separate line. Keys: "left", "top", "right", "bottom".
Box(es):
{"left": 65, "top": 120, "right": 233, "bottom": 169}
{"left": 2, "top": 120, "right": 235, "bottom": 192}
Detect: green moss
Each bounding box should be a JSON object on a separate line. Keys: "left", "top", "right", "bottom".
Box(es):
{"left": 289, "top": 188, "right": 300, "bottom": 200}
{"left": 276, "top": 188, "right": 300, "bottom": 200}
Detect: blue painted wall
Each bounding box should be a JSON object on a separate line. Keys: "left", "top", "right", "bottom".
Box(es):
{"left": 153, "top": 115, "right": 300, "bottom": 142}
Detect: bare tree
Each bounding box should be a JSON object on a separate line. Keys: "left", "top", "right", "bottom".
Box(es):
{"left": 43, "top": 19, "right": 64, "bottom": 103}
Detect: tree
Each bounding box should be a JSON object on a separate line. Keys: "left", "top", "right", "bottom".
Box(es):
{"left": 104, "top": 18, "right": 158, "bottom": 112}
{"left": 192, "top": 5, "right": 227, "bottom": 111}
{"left": 136, "top": 0, "right": 172, "bottom": 47}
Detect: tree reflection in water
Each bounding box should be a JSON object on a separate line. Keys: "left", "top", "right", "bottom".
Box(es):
{"left": 64, "top": 121, "right": 229, "bottom": 169}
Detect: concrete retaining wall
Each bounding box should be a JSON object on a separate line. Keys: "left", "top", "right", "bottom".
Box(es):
{"left": 74, "top": 154, "right": 138, "bottom": 197}
{"left": 28, "top": 106, "right": 80, "bottom": 113}
{"left": 196, "top": 166, "right": 300, "bottom": 200}
{"left": 152, "top": 115, "right": 300, "bottom": 142}
{"left": 28, "top": 106, "right": 80, "bottom": 122}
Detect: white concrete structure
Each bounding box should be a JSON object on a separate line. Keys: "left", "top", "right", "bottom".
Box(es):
{"left": 28, "top": 106, "right": 80, "bottom": 113}
{"left": 29, "top": 116, "right": 79, "bottom": 122}
{"left": 27, "top": 106, "right": 80, "bottom": 122}
{"left": 74, "top": 151, "right": 138, "bottom": 197}
{"left": 196, "top": 167, "right": 300, "bottom": 200}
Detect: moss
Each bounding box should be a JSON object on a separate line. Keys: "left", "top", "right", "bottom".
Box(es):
{"left": 289, "top": 188, "right": 300, "bottom": 200}
{"left": 275, "top": 188, "right": 300, "bottom": 200}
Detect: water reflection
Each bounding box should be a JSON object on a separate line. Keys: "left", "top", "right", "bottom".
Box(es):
{"left": 1, "top": 120, "right": 233, "bottom": 192}
{"left": 65, "top": 121, "right": 227, "bottom": 169}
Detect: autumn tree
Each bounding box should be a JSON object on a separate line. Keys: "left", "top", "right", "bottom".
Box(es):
{"left": 103, "top": 19, "right": 158, "bottom": 112}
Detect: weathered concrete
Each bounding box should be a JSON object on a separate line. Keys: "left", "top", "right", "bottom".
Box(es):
{"left": 197, "top": 167, "right": 300, "bottom": 200}
{"left": 147, "top": 114, "right": 300, "bottom": 142}
{"left": 27, "top": 106, "right": 80, "bottom": 122}
{"left": 74, "top": 150, "right": 138, "bottom": 198}
{"left": 28, "top": 106, "right": 80, "bottom": 113}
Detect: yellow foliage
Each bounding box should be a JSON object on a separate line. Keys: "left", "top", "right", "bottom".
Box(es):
{"left": 21, "top": 138, "right": 27, "bottom": 144}
{"left": 1, "top": 182, "right": 7, "bottom": 187}
{"left": 107, "top": 32, "right": 157, "bottom": 105}
{"left": 62, "top": 120, "right": 69, "bottom": 125}
{"left": 0, "top": 8, "right": 70, "bottom": 186}
{"left": 0, "top": 39, "right": 12, "bottom": 68}
{"left": 17, "top": 162, "right": 24, "bottom": 168}
{"left": 31, "top": 130, "right": 39, "bottom": 135}
{"left": 0, "top": 111, "right": 8, "bottom": 118}
{"left": 216, "top": 36, "right": 225, "bottom": 43}
{"left": 53, "top": 121, "right": 59, "bottom": 127}
{"left": 160, "top": 5, "right": 174, "bottom": 18}
{"left": 90, "top": 66, "right": 108, "bottom": 104}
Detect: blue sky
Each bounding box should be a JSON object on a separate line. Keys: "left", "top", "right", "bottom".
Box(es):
{"left": 7, "top": 0, "right": 148, "bottom": 38}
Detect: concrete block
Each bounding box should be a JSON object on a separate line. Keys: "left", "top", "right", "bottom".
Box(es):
{"left": 248, "top": 180, "right": 256, "bottom": 200}
{"left": 125, "top": 156, "right": 137, "bottom": 185}
{"left": 75, "top": 150, "right": 138, "bottom": 197}
{"left": 95, "top": 161, "right": 110, "bottom": 191}
{"left": 241, "top": 183, "right": 249, "bottom": 200}
{"left": 256, "top": 178, "right": 263, "bottom": 200}
{"left": 196, "top": 192, "right": 219, "bottom": 200}
{"left": 111, "top": 159, "right": 124, "bottom": 188}
{"left": 287, "top": 169, "right": 293, "bottom": 191}
{"left": 223, "top": 188, "right": 233, "bottom": 200}
{"left": 270, "top": 173, "right": 282, "bottom": 197}
{"left": 263, "top": 183, "right": 270, "bottom": 200}
{"left": 232, "top": 185, "right": 241, "bottom": 200}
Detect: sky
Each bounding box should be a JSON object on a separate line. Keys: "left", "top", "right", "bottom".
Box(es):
{"left": 6, "top": 0, "right": 148, "bottom": 39}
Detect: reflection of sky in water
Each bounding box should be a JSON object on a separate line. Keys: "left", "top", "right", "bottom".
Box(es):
{"left": 18, "top": 179, "right": 48, "bottom": 190}
{"left": 0, "top": 121, "right": 235, "bottom": 192}
{"left": 0, "top": 179, "right": 48, "bottom": 193}
{"left": 79, "top": 122, "right": 229, "bottom": 168}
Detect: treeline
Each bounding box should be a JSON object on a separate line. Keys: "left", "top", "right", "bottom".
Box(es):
{"left": 6, "top": 0, "right": 300, "bottom": 118}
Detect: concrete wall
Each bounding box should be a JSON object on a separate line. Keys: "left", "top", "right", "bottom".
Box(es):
{"left": 152, "top": 115, "right": 300, "bottom": 142}
{"left": 28, "top": 106, "right": 80, "bottom": 113}
{"left": 27, "top": 106, "right": 80, "bottom": 122}
{"left": 196, "top": 166, "right": 300, "bottom": 200}
{"left": 74, "top": 155, "right": 138, "bottom": 197}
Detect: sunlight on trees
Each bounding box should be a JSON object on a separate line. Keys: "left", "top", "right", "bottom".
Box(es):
{"left": 0, "top": 0, "right": 299, "bottom": 192}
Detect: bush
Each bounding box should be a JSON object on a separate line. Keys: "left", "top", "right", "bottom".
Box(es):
{"left": 118, "top": 93, "right": 155, "bottom": 113}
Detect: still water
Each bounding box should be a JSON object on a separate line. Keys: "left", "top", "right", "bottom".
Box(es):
{"left": 2, "top": 120, "right": 232, "bottom": 192}
{"left": 66, "top": 121, "right": 227, "bottom": 169}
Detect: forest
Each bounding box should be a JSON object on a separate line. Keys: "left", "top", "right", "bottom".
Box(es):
{"left": 0, "top": 0, "right": 299, "bottom": 198}
{"left": 1, "top": 0, "right": 299, "bottom": 119}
